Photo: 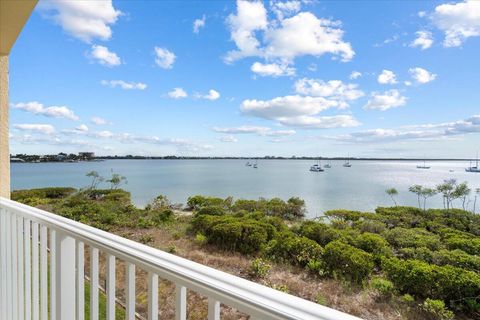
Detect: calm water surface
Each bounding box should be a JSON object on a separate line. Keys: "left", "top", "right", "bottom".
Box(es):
{"left": 11, "top": 160, "right": 480, "bottom": 218}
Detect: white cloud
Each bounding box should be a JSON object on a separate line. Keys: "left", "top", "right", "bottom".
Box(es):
{"left": 294, "top": 78, "right": 364, "bottom": 107}
{"left": 213, "top": 126, "right": 296, "bottom": 136}
{"left": 213, "top": 125, "right": 271, "bottom": 134}
{"left": 91, "top": 117, "right": 109, "bottom": 125}
{"left": 193, "top": 15, "right": 206, "bottom": 33}
{"left": 225, "top": 1, "right": 354, "bottom": 64}
{"left": 219, "top": 135, "right": 238, "bottom": 143}
{"left": 198, "top": 89, "right": 220, "bottom": 101}
{"left": 101, "top": 80, "right": 147, "bottom": 90}
{"left": 168, "top": 88, "right": 188, "bottom": 99}
{"left": 430, "top": 0, "right": 480, "bottom": 47}
{"left": 251, "top": 62, "right": 295, "bottom": 77}
{"left": 12, "top": 101, "right": 79, "bottom": 120}
{"left": 225, "top": 0, "right": 268, "bottom": 62}
{"left": 409, "top": 67, "right": 437, "bottom": 84}
{"left": 38, "top": 0, "right": 121, "bottom": 43}
{"left": 263, "top": 12, "right": 354, "bottom": 62}
{"left": 349, "top": 71, "right": 362, "bottom": 80}
{"left": 90, "top": 45, "right": 121, "bottom": 67}
{"left": 331, "top": 115, "right": 480, "bottom": 143}
{"left": 410, "top": 31, "right": 434, "bottom": 50}
{"left": 278, "top": 115, "right": 360, "bottom": 128}
{"left": 154, "top": 47, "right": 176, "bottom": 69}
{"left": 76, "top": 124, "right": 89, "bottom": 132}
{"left": 270, "top": 0, "right": 302, "bottom": 20}
{"left": 13, "top": 124, "right": 56, "bottom": 135}
{"left": 364, "top": 90, "right": 407, "bottom": 111}
{"left": 377, "top": 70, "right": 397, "bottom": 84}
{"left": 240, "top": 95, "right": 359, "bottom": 129}
{"left": 95, "top": 130, "right": 115, "bottom": 138}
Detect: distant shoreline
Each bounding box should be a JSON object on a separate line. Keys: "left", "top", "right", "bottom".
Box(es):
{"left": 11, "top": 156, "right": 479, "bottom": 163}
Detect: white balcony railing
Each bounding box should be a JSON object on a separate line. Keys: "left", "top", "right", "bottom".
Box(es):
{"left": 0, "top": 197, "right": 361, "bottom": 320}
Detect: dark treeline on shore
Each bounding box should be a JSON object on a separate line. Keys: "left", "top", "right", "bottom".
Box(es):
{"left": 10, "top": 153, "right": 479, "bottom": 162}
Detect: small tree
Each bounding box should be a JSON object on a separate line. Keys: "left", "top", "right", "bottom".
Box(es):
{"left": 86, "top": 171, "right": 104, "bottom": 190}
{"left": 409, "top": 185, "right": 423, "bottom": 208}
{"left": 385, "top": 188, "right": 399, "bottom": 206}
{"left": 453, "top": 182, "right": 471, "bottom": 211}
{"left": 436, "top": 179, "right": 457, "bottom": 210}
{"left": 420, "top": 187, "right": 437, "bottom": 213}
{"left": 106, "top": 173, "right": 127, "bottom": 190}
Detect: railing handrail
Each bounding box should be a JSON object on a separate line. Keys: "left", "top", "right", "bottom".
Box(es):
{"left": 0, "top": 197, "right": 361, "bottom": 320}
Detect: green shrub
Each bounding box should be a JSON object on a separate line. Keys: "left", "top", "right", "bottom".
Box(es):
{"left": 196, "top": 206, "right": 226, "bottom": 216}
{"left": 324, "top": 209, "right": 373, "bottom": 222}
{"left": 265, "top": 231, "right": 323, "bottom": 267}
{"left": 370, "top": 277, "right": 395, "bottom": 299}
{"left": 421, "top": 299, "right": 454, "bottom": 320}
{"left": 323, "top": 240, "right": 374, "bottom": 283}
{"left": 355, "top": 232, "right": 392, "bottom": 257}
{"left": 250, "top": 258, "right": 271, "bottom": 278}
{"left": 296, "top": 221, "right": 344, "bottom": 246}
{"left": 194, "top": 233, "right": 208, "bottom": 246}
{"left": 354, "top": 219, "right": 386, "bottom": 234}
{"left": 432, "top": 249, "right": 480, "bottom": 272}
{"left": 383, "top": 227, "right": 442, "bottom": 250}
{"left": 191, "top": 215, "right": 276, "bottom": 254}
{"left": 382, "top": 257, "right": 480, "bottom": 311}
{"left": 187, "top": 195, "right": 230, "bottom": 210}
{"left": 444, "top": 236, "right": 480, "bottom": 255}
{"left": 12, "top": 187, "right": 77, "bottom": 205}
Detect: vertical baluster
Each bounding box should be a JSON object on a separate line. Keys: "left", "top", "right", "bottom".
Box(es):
{"left": 76, "top": 241, "right": 85, "bottom": 320}
{"left": 55, "top": 232, "right": 76, "bottom": 319}
{"left": 147, "top": 272, "right": 158, "bottom": 320}
{"left": 106, "top": 254, "right": 116, "bottom": 320}
{"left": 175, "top": 285, "right": 187, "bottom": 320}
{"left": 17, "top": 216, "right": 25, "bottom": 320}
{"left": 40, "top": 226, "right": 48, "bottom": 320}
{"left": 24, "top": 219, "right": 31, "bottom": 320}
{"left": 49, "top": 230, "right": 56, "bottom": 320}
{"left": 208, "top": 298, "right": 220, "bottom": 320}
{"left": 11, "top": 213, "right": 18, "bottom": 320}
{"left": 32, "top": 222, "right": 39, "bottom": 320}
{"left": 6, "top": 212, "right": 12, "bottom": 319}
{"left": 90, "top": 247, "right": 99, "bottom": 320}
{"left": 126, "top": 262, "right": 135, "bottom": 320}
{"left": 0, "top": 210, "right": 6, "bottom": 320}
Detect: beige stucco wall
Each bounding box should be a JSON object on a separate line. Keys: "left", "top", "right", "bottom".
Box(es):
{"left": 0, "top": 55, "right": 9, "bottom": 198}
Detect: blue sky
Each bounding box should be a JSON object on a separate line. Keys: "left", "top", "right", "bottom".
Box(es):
{"left": 9, "top": 0, "right": 480, "bottom": 157}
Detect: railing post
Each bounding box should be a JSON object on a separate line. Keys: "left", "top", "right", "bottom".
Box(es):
{"left": 55, "top": 232, "right": 76, "bottom": 320}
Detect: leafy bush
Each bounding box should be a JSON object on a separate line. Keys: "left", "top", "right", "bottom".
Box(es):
{"left": 355, "top": 232, "right": 392, "bottom": 257}
{"left": 265, "top": 231, "right": 323, "bottom": 267}
{"left": 383, "top": 227, "right": 442, "bottom": 251}
{"left": 382, "top": 257, "right": 480, "bottom": 311}
{"left": 191, "top": 215, "right": 277, "bottom": 254}
{"left": 196, "top": 206, "right": 226, "bottom": 216}
{"left": 11, "top": 187, "right": 77, "bottom": 205}
{"left": 250, "top": 258, "right": 271, "bottom": 278}
{"left": 421, "top": 299, "right": 454, "bottom": 320}
{"left": 194, "top": 233, "right": 207, "bottom": 246}
{"left": 370, "top": 277, "right": 395, "bottom": 300}
{"left": 296, "top": 221, "right": 344, "bottom": 246}
{"left": 323, "top": 240, "right": 374, "bottom": 283}
{"left": 354, "top": 219, "right": 386, "bottom": 234}
{"left": 187, "top": 195, "right": 230, "bottom": 210}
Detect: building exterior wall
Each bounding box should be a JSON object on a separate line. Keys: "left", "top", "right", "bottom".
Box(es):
{"left": 0, "top": 55, "right": 9, "bottom": 198}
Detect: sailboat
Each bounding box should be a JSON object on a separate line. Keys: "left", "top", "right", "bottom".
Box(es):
{"left": 245, "top": 160, "right": 252, "bottom": 167}
{"left": 466, "top": 153, "right": 480, "bottom": 173}
{"left": 324, "top": 161, "right": 332, "bottom": 168}
{"left": 310, "top": 158, "right": 324, "bottom": 172}
{"left": 343, "top": 155, "right": 352, "bottom": 167}
{"left": 253, "top": 159, "right": 258, "bottom": 169}
{"left": 417, "top": 159, "right": 430, "bottom": 169}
